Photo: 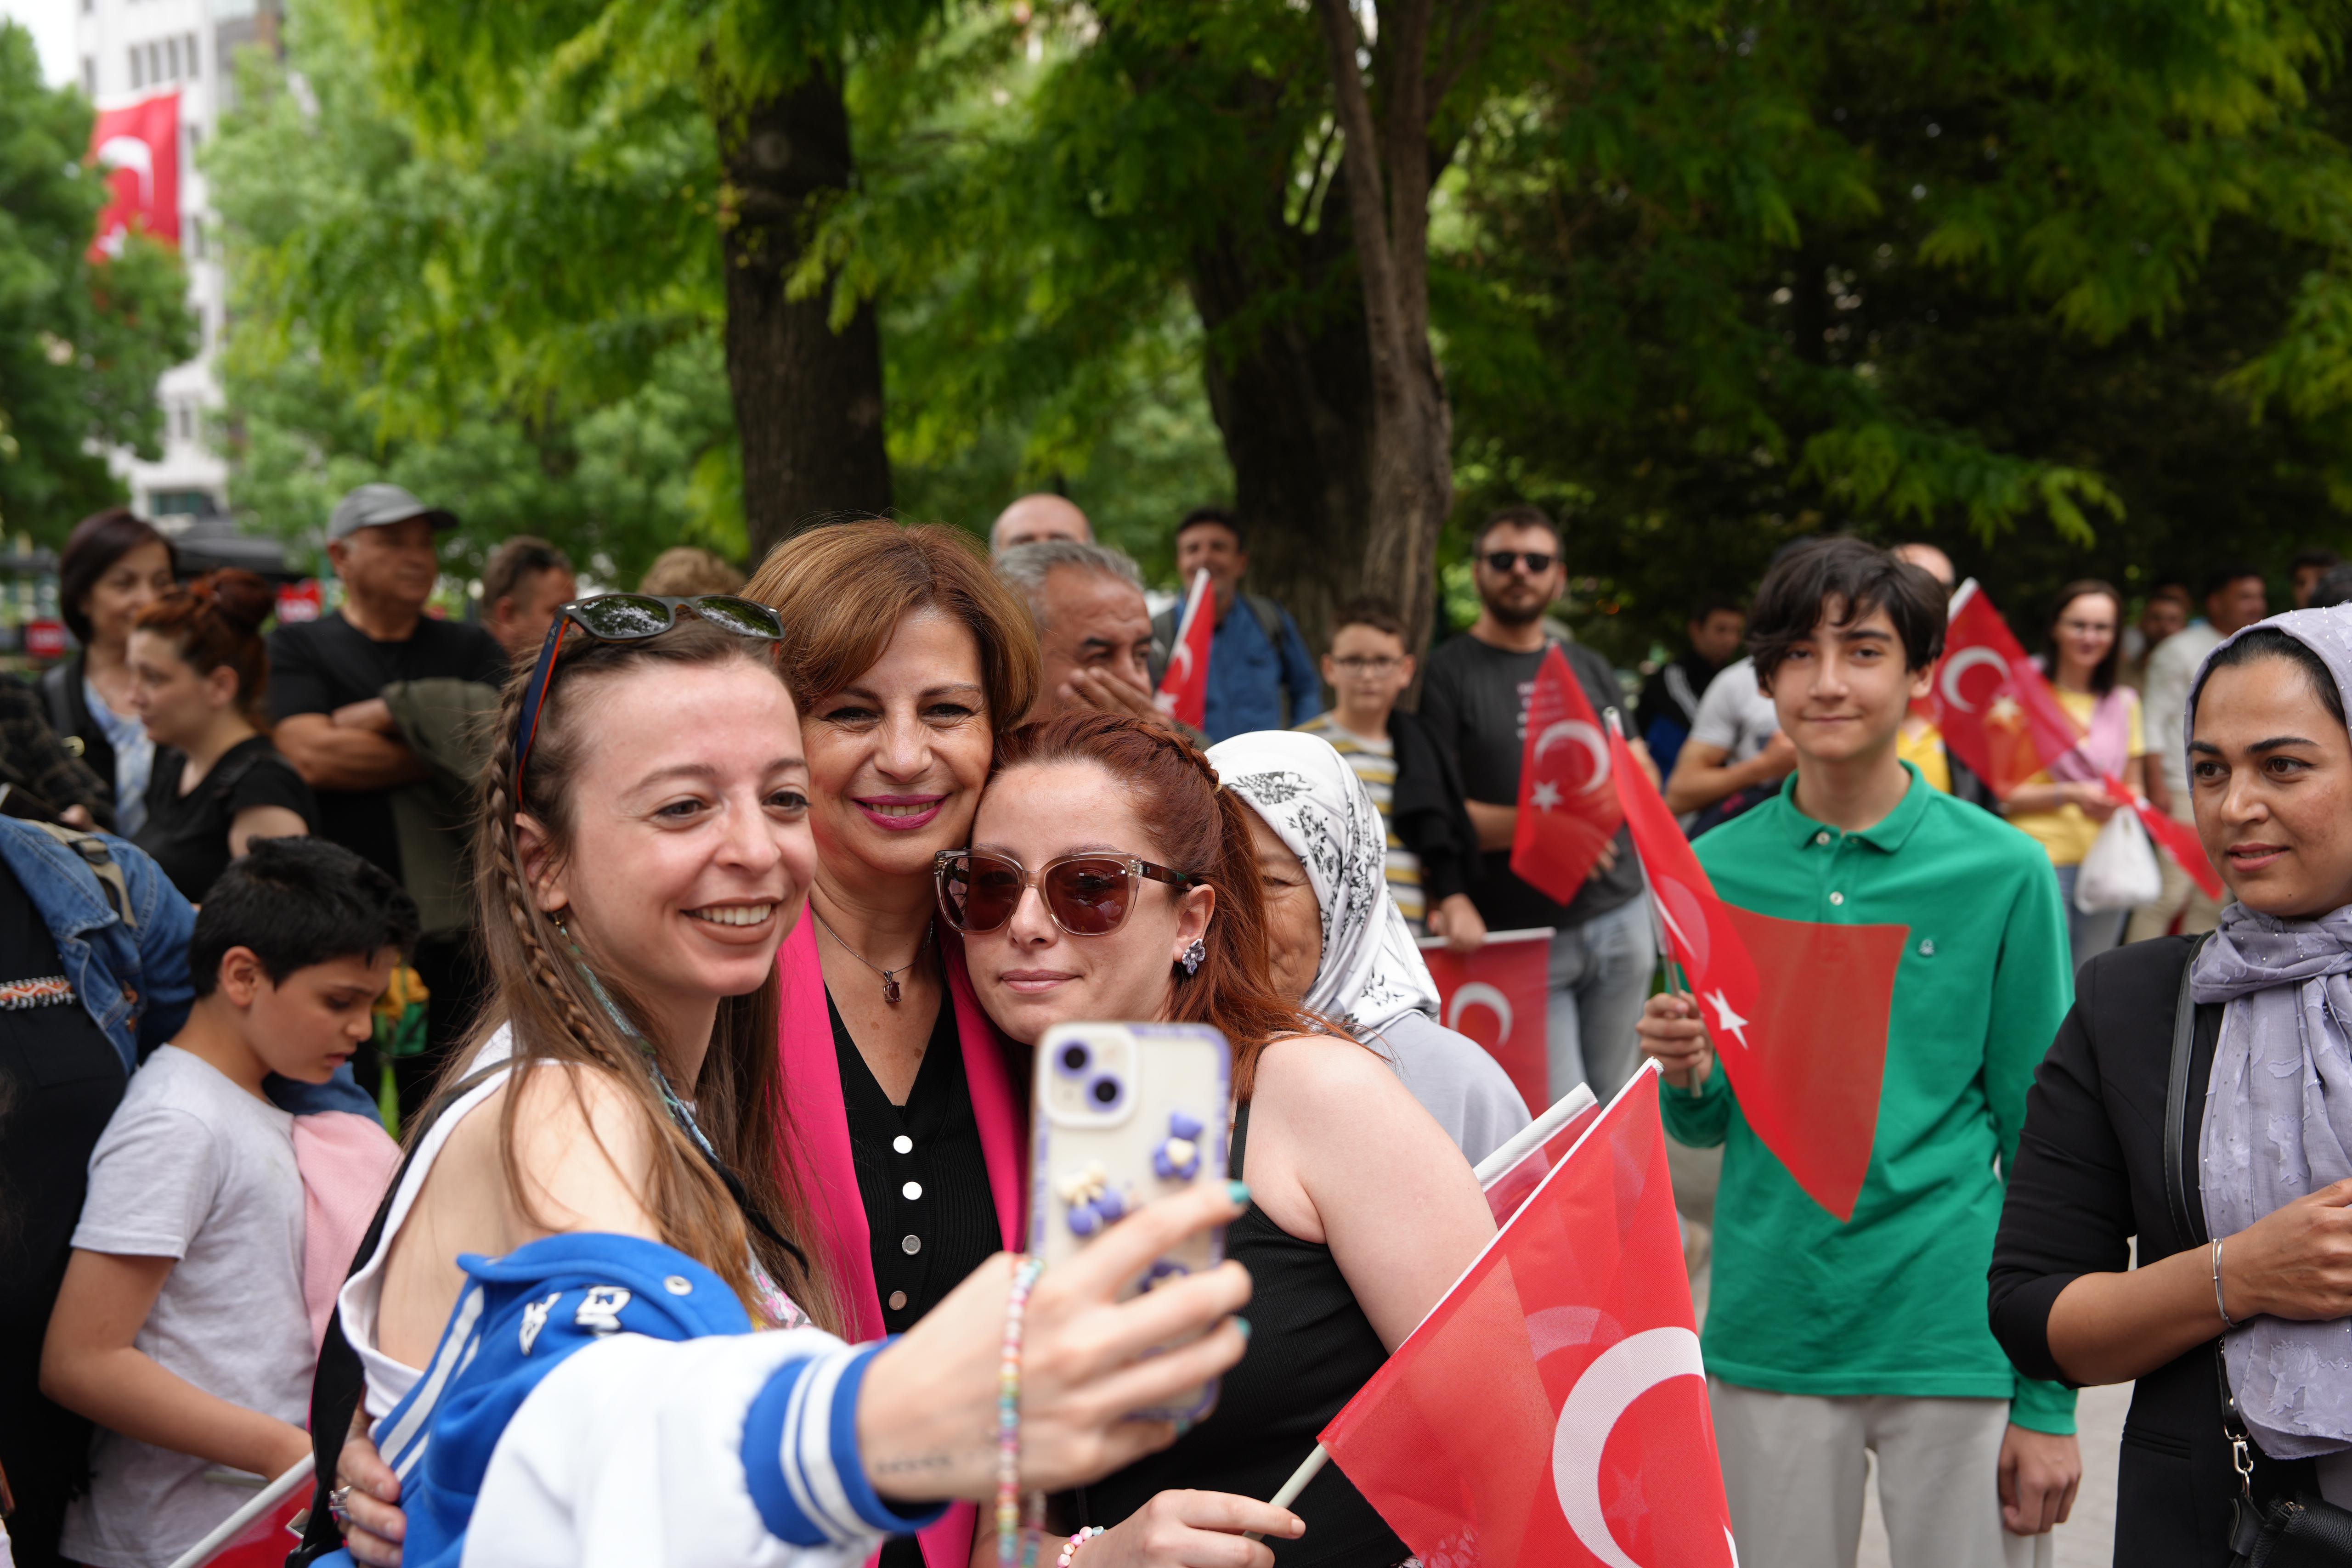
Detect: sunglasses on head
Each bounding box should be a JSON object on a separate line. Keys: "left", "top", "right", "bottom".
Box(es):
{"left": 1483, "top": 550, "right": 1556, "bottom": 575}
{"left": 513, "top": 594, "right": 785, "bottom": 797}
{"left": 934, "top": 850, "right": 1200, "bottom": 937}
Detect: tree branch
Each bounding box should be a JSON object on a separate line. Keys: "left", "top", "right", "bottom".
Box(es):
{"left": 1313, "top": 0, "right": 1405, "bottom": 394}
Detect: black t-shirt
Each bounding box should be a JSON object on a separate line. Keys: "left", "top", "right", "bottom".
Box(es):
{"left": 268, "top": 611, "right": 506, "bottom": 880}
{"left": 134, "top": 736, "right": 321, "bottom": 902}
{"left": 0, "top": 858, "right": 127, "bottom": 1560}
{"left": 1417, "top": 632, "right": 1643, "bottom": 931}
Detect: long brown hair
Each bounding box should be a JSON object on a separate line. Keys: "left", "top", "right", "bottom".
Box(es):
{"left": 2042, "top": 578, "right": 2125, "bottom": 695}
{"left": 131, "top": 570, "right": 276, "bottom": 729}
{"left": 747, "top": 519, "right": 1040, "bottom": 730}
{"left": 991, "top": 710, "right": 1343, "bottom": 1103}
{"left": 456, "top": 616, "right": 839, "bottom": 1332}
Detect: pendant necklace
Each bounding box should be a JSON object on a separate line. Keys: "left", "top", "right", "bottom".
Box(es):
{"left": 811, "top": 905, "right": 929, "bottom": 1004}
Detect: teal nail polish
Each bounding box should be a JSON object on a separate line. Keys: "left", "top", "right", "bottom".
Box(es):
{"left": 1233, "top": 1316, "right": 1251, "bottom": 1342}
{"left": 1226, "top": 1180, "right": 1251, "bottom": 1206}
{"left": 1173, "top": 1418, "right": 1193, "bottom": 1437}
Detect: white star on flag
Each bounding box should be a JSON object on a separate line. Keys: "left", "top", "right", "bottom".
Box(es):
{"left": 1530, "top": 780, "right": 1562, "bottom": 812}
{"left": 1706, "top": 988, "right": 1750, "bottom": 1050}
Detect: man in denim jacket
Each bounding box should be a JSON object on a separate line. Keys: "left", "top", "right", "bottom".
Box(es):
{"left": 0, "top": 820, "right": 371, "bottom": 1565}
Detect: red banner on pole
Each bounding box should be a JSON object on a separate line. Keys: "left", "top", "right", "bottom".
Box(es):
{"left": 89, "top": 90, "right": 181, "bottom": 259}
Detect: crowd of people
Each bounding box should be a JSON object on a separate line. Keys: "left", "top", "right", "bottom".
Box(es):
{"left": 1, "top": 483, "right": 2350, "bottom": 1568}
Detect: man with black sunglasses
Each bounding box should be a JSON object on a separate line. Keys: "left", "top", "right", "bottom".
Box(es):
{"left": 1419, "top": 503, "right": 1658, "bottom": 1106}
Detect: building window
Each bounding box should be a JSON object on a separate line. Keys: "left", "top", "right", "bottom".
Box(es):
{"left": 129, "top": 47, "right": 141, "bottom": 89}
{"left": 166, "top": 36, "right": 179, "bottom": 80}
{"left": 186, "top": 34, "right": 199, "bottom": 79}
{"left": 81, "top": 56, "right": 95, "bottom": 95}
{"left": 147, "top": 42, "right": 160, "bottom": 85}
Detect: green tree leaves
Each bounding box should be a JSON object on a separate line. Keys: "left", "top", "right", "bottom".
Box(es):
{"left": 0, "top": 23, "right": 196, "bottom": 542}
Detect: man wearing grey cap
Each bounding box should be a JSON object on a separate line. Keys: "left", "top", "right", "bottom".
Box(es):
{"left": 269, "top": 484, "right": 507, "bottom": 1117}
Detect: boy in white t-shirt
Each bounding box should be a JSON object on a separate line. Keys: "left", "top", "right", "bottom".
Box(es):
{"left": 40, "top": 838, "right": 416, "bottom": 1568}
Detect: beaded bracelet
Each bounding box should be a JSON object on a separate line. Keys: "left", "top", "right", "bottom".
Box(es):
{"left": 998, "top": 1255, "right": 1048, "bottom": 1567}
{"left": 1058, "top": 1525, "right": 1106, "bottom": 1565}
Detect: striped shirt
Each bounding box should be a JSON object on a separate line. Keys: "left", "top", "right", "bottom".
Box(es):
{"left": 1294, "top": 714, "right": 1425, "bottom": 927}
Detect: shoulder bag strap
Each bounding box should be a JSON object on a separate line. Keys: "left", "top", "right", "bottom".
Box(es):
{"left": 2164, "top": 936, "right": 2276, "bottom": 1562}
{"left": 2164, "top": 933, "right": 2211, "bottom": 1247}
{"left": 288, "top": 1060, "right": 510, "bottom": 1564}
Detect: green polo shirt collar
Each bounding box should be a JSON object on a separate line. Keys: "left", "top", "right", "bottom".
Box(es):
{"left": 1768, "top": 760, "right": 1931, "bottom": 856}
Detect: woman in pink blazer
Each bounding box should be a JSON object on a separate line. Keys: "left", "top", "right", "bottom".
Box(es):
{"left": 750, "top": 521, "right": 1042, "bottom": 1568}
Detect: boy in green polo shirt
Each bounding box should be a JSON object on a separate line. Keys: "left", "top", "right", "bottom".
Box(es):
{"left": 1637, "top": 536, "right": 2078, "bottom": 1568}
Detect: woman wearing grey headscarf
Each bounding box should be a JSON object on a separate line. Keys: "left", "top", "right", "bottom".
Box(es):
{"left": 1990, "top": 606, "right": 2352, "bottom": 1562}
{"left": 1208, "top": 730, "right": 1531, "bottom": 1163}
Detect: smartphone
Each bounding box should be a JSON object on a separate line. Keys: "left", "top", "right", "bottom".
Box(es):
{"left": 1029, "top": 1021, "right": 1233, "bottom": 1425}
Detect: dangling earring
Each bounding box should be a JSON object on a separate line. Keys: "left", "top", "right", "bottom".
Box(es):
{"left": 1180, "top": 937, "right": 1206, "bottom": 976}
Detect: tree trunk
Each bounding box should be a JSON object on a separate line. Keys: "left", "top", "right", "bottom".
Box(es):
{"left": 1311, "top": 0, "right": 1455, "bottom": 660}
{"left": 719, "top": 65, "right": 892, "bottom": 563}
{"left": 1185, "top": 197, "right": 1376, "bottom": 659}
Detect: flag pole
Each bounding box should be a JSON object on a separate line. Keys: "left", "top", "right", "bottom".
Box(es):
{"left": 1248, "top": 1444, "right": 1330, "bottom": 1540}
{"left": 1602, "top": 707, "right": 1693, "bottom": 1001}
{"left": 163, "top": 1456, "right": 310, "bottom": 1568}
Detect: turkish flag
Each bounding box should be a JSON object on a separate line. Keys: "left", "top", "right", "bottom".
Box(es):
{"left": 1154, "top": 568, "right": 1213, "bottom": 731}
{"left": 1321, "top": 1066, "right": 1736, "bottom": 1568}
{"left": 1474, "top": 1084, "right": 1601, "bottom": 1226}
{"left": 2126, "top": 789, "right": 2227, "bottom": 900}
{"left": 1509, "top": 646, "right": 1624, "bottom": 902}
{"left": 1930, "top": 581, "right": 2086, "bottom": 798}
{"left": 1611, "top": 727, "right": 1906, "bottom": 1221}
{"left": 1420, "top": 928, "right": 1554, "bottom": 1117}
{"left": 89, "top": 90, "right": 181, "bottom": 260}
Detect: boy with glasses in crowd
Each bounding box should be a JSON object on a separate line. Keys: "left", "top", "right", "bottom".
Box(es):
{"left": 1295, "top": 599, "right": 1481, "bottom": 945}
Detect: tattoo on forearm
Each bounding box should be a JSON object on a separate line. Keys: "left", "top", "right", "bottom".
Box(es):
{"left": 871, "top": 1451, "right": 972, "bottom": 1475}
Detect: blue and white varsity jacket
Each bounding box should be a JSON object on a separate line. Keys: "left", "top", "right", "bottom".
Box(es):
{"left": 330, "top": 1233, "right": 944, "bottom": 1568}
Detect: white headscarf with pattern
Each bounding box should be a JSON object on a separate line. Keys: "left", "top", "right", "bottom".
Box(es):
{"left": 1206, "top": 729, "right": 1440, "bottom": 1036}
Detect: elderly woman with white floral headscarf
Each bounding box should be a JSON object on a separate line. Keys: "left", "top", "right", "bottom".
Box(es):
{"left": 1209, "top": 730, "right": 1531, "bottom": 1163}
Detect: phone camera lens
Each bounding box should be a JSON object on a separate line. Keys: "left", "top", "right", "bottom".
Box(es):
{"left": 1089, "top": 1075, "right": 1123, "bottom": 1108}
{"left": 1057, "top": 1042, "right": 1091, "bottom": 1077}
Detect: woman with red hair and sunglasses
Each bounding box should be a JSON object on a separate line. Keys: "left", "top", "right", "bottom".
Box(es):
{"left": 941, "top": 710, "right": 1496, "bottom": 1568}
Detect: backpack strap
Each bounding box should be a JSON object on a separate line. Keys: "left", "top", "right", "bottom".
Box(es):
{"left": 288, "top": 1060, "right": 511, "bottom": 1565}
{"left": 23, "top": 820, "right": 135, "bottom": 932}
{"left": 38, "top": 662, "right": 76, "bottom": 744}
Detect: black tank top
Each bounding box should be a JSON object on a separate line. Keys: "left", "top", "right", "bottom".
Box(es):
{"left": 1073, "top": 1103, "right": 1409, "bottom": 1566}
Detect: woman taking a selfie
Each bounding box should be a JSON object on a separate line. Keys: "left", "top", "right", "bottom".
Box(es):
{"left": 1999, "top": 580, "right": 2149, "bottom": 972}
{"left": 323, "top": 598, "right": 1248, "bottom": 1567}
{"left": 1992, "top": 606, "right": 2352, "bottom": 1563}
{"left": 747, "top": 521, "right": 1040, "bottom": 1568}
{"left": 946, "top": 710, "right": 1495, "bottom": 1567}
{"left": 127, "top": 570, "right": 317, "bottom": 901}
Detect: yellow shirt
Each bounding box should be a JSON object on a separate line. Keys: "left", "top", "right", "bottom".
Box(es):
{"left": 2005, "top": 687, "right": 2146, "bottom": 866}
{"left": 1896, "top": 719, "right": 1952, "bottom": 794}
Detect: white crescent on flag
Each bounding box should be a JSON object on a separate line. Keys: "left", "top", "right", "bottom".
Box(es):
{"left": 1938, "top": 646, "right": 2009, "bottom": 714}
{"left": 96, "top": 135, "right": 154, "bottom": 203}
{"left": 1444, "top": 981, "right": 1515, "bottom": 1045}
{"left": 1534, "top": 720, "right": 1611, "bottom": 794}
{"left": 1168, "top": 638, "right": 1193, "bottom": 684}
{"left": 1549, "top": 1326, "right": 1710, "bottom": 1568}
{"left": 1651, "top": 874, "right": 1712, "bottom": 975}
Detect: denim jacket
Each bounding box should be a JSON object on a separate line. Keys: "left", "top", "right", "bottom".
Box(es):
{"left": 0, "top": 818, "right": 373, "bottom": 1115}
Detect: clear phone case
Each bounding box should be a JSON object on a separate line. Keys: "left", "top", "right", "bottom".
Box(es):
{"left": 1028, "top": 1021, "right": 1233, "bottom": 1425}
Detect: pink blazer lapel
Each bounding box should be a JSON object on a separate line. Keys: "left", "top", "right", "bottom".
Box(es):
{"left": 776, "top": 918, "right": 884, "bottom": 1341}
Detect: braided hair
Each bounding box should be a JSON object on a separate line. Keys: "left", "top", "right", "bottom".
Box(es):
{"left": 990, "top": 710, "right": 1350, "bottom": 1103}
{"left": 449, "top": 616, "right": 838, "bottom": 1332}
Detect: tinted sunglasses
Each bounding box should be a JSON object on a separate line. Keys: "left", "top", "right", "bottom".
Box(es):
{"left": 934, "top": 850, "right": 1200, "bottom": 937}
{"left": 514, "top": 594, "right": 784, "bottom": 796}
{"left": 1483, "top": 550, "right": 1556, "bottom": 574}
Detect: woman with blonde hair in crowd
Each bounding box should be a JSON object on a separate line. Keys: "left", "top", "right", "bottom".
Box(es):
{"left": 126, "top": 570, "right": 317, "bottom": 901}
{"left": 945, "top": 710, "right": 1495, "bottom": 1567}
{"left": 639, "top": 544, "right": 746, "bottom": 598}
{"left": 322, "top": 592, "right": 1248, "bottom": 1565}
{"left": 746, "top": 519, "right": 1044, "bottom": 1568}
